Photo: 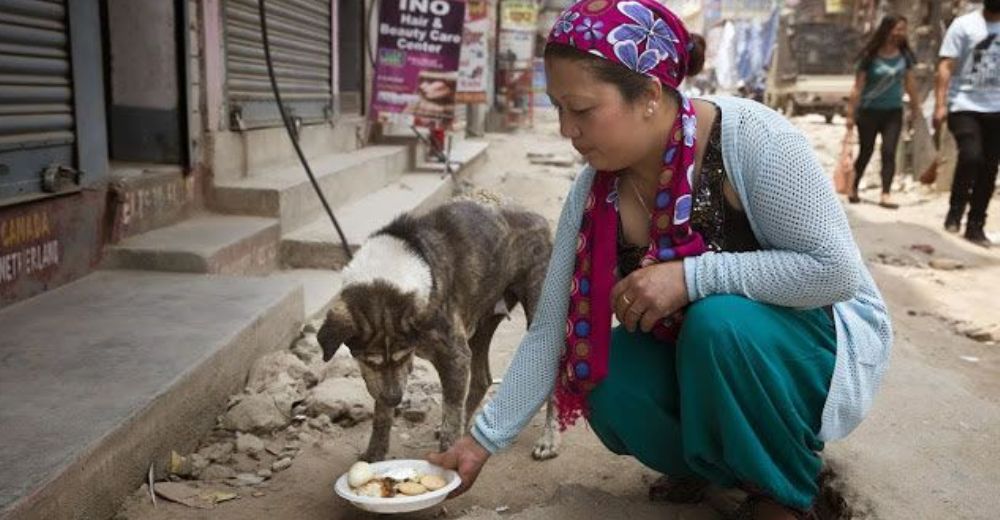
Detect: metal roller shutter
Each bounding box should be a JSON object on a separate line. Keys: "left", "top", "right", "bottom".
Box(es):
{"left": 0, "top": 0, "right": 75, "bottom": 202}
{"left": 224, "top": 0, "right": 333, "bottom": 129}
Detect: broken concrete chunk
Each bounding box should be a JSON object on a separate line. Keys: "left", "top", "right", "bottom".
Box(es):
{"left": 235, "top": 432, "right": 265, "bottom": 455}
{"left": 187, "top": 453, "right": 210, "bottom": 478}
{"left": 232, "top": 473, "right": 265, "bottom": 487}
{"left": 272, "top": 458, "right": 293, "bottom": 473}
{"left": 305, "top": 377, "right": 373, "bottom": 422}
{"left": 229, "top": 453, "right": 259, "bottom": 473}
{"left": 308, "top": 415, "right": 334, "bottom": 431}
{"left": 265, "top": 441, "right": 284, "bottom": 457}
{"left": 345, "top": 403, "right": 374, "bottom": 425}
{"left": 247, "top": 351, "right": 317, "bottom": 392}
{"left": 200, "top": 464, "right": 237, "bottom": 482}
{"left": 198, "top": 442, "right": 234, "bottom": 464}
{"left": 154, "top": 482, "right": 218, "bottom": 509}
{"left": 256, "top": 468, "right": 273, "bottom": 480}
{"left": 291, "top": 335, "right": 324, "bottom": 366}
{"left": 222, "top": 392, "right": 289, "bottom": 433}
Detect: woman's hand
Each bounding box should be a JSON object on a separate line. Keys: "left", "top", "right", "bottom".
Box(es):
{"left": 426, "top": 435, "right": 491, "bottom": 498}
{"left": 933, "top": 103, "right": 948, "bottom": 130}
{"left": 611, "top": 261, "right": 689, "bottom": 333}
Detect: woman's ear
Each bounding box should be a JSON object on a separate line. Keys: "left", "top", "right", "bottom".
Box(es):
{"left": 642, "top": 79, "right": 664, "bottom": 116}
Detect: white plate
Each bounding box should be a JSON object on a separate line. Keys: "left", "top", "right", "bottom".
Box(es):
{"left": 334, "top": 459, "right": 461, "bottom": 514}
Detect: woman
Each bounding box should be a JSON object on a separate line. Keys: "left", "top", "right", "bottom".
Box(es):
{"left": 429, "top": 2, "right": 892, "bottom": 519}
{"left": 845, "top": 15, "right": 921, "bottom": 208}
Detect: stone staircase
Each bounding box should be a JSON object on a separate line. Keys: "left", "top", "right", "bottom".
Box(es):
{"left": 105, "top": 119, "right": 488, "bottom": 276}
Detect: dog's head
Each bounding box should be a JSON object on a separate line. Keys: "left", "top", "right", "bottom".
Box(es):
{"left": 318, "top": 283, "right": 439, "bottom": 406}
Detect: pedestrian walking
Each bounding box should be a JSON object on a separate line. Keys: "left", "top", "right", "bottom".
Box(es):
{"left": 935, "top": 0, "right": 1000, "bottom": 247}
{"left": 845, "top": 15, "right": 921, "bottom": 209}
{"left": 428, "top": 1, "right": 892, "bottom": 518}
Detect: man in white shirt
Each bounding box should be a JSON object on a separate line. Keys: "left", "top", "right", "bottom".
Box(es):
{"left": 935, "top": 0, "right": 1000, "bottom": 247}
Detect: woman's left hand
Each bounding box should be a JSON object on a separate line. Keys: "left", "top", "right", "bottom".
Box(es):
{"left": 611, "top": 261, "right": 689, "bottom": 333}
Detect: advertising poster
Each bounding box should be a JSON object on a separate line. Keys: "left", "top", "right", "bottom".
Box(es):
{"left": 371, "top": 0, "right": 467, "bottom": 127}
{"left": 500, "top": 0, "right": 536, "bottom": 31}
{"left": 498, "top": 0, "right": 538, "bottom": 70}
{"left": 456, "top": 0, "right": 490, "bottom": 104}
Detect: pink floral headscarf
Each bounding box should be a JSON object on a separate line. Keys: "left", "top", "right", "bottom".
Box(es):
{"left": 549, "top": 0, "right": 707, "bottom": 429}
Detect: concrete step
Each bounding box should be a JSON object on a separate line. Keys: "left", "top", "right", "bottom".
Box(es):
{"left": 211, "top": 145, "right": 410, "bottom": 232}
{"left": 281, "top": 173, "right": 454, "bottom": 270}
{"left": 104, "top": 214, "right": 280, "bottom": 275}
{"left": 211, "top": 115, "right": 369, "bottom": 183}
{"left": 0, "top": 270, "right": 303, "bottom": 520}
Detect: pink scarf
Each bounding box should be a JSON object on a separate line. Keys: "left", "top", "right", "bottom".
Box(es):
{"left": 549, "top": 0, "right": 708, "bottom": 429}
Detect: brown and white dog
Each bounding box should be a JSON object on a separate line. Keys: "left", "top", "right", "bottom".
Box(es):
{"left": 317, "top": 198, "right": 561, "bottom": 462}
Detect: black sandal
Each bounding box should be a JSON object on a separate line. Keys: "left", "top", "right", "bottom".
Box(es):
{"left": 647, "top": 475, "right": 710, "bottom": 504}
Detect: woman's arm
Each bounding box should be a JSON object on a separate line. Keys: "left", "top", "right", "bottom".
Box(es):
{"left": 904, "top": 69, "right": 922, "bottom": 122}
{"left": 469, "top": 171, "right": 590, "bottom": 453}
{"left": 683, "top": 131, "right": 863, "bottom": 309}
{"left": 846, "top": 70, "right": 866, "bottom": 129}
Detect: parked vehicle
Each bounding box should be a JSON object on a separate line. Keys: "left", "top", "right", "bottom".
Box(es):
{"left": 766, "top": 19, "right": 862, "bottom": 123}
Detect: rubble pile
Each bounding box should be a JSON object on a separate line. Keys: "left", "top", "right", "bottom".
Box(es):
{"left": 148, "top": 320, "right": 441, "bottom": 506}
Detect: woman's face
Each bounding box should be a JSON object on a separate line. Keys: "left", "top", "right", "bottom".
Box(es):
{"left": 890, "top": 20, "right": 908, "bottom": 46}
{"left": 545, "top": 57, "right": 657, "bottom": 172}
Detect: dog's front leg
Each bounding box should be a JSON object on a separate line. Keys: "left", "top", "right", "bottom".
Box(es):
{"left": 531, "top": 397, "right": 562, "bottom": 460}
{"left": 362, "top": 401, "right": 393, "bottom": 462}
{"left": 433, "top": 338, "right": 471, "bottom": 452}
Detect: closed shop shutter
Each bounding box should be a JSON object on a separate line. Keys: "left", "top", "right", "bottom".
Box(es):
{"left": 224, "top": 0, "right": 333, "bottom": 129}
{"left": 0, "top": 0, "right": 75, "bottom": 202}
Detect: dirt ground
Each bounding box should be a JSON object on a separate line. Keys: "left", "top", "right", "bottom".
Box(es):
{"left": 117, "top": 108, "right": 1000, "bottom": 520}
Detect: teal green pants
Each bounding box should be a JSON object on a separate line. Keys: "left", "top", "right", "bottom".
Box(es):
{"left": 586, "top": 295, "right": 836, "bottom": 509}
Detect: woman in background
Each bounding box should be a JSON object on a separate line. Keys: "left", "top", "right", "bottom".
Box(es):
{"left": 846, "top": 15, "right": 921, "bottom": 208}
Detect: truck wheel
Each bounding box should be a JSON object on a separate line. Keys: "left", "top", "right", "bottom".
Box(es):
{"left": 784, "top": 98, "right": 797, "bottom": 117}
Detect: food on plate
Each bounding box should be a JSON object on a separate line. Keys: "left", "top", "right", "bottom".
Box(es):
{"left": 396, "top": 482, "right": 428, "bottom": 496}
{"left": 346, "top": 463, "right": 448, "bottom": 499}
{"left": 348, "top": 461, "right": 375, "bottom": 488}
{"left": 419, "top": 474, "right": 447, "bottom": 491}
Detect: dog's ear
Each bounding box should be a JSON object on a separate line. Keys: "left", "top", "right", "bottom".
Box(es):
{"left": 318, "top": 298, "right": 355, "bottom": 362}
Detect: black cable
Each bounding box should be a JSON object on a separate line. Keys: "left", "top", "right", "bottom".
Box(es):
{"left": 258, "top": 0, "right": 352, "bottom": 261}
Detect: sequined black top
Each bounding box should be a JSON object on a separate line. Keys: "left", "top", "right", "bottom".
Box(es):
{"left": 618, "top": 107, "right": 760, "bottom": 278}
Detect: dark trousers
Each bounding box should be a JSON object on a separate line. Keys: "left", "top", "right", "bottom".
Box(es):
{"left": 947, "top": 111, "right": 1000, "bottom": 227}
{"left": 854, "top": 108, "right": 903, "bottom": 194}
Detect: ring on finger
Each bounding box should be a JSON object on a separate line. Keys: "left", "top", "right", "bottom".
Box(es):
{"left": 621, "top": 294, "right": 633, "bottom": 306}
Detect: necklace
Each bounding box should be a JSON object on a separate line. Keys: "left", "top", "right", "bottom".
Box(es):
{"left": 627, "top": 176, "right": 652, "bottom": 216}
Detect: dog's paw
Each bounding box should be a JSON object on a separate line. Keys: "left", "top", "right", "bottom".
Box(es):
{"left": 531, "top": 430, "right": 561, "bottom": 461}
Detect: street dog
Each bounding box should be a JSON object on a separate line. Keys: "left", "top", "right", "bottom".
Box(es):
{"left": 317, "top": 198, "right": 561, "bottom": 462}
